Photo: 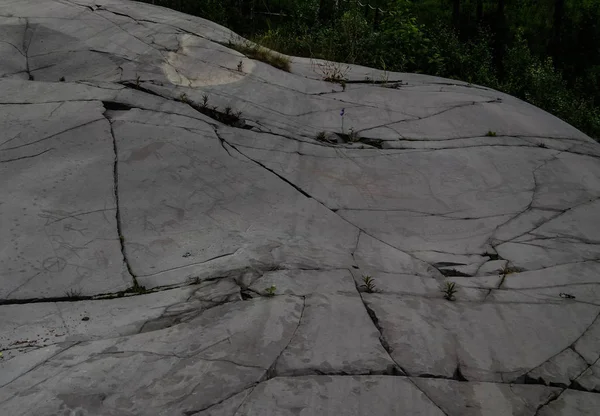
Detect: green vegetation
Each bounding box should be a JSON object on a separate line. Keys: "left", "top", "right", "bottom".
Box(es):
{"left": 64, "top": 289, "right": 82, "bottom": 299}
{"left": 140, "top": 0, "right": 600, "bottom": 140}
{"left": 227, "top": 40, "right": 291, "bottom": 72}
{"left": 361, "top": 275, "right": 377, "bottom": 293}
{"left": 441, "top": 281, "right": 458, "bottom": 301}
{"left": 265, "top": 285, "right": 277, "bottom": 296}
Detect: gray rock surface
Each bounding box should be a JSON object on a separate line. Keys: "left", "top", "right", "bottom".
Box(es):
{"left": 1, "top": 0, "right": 599, "bottom": 414}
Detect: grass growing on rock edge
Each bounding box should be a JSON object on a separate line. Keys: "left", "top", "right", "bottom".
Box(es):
{"left": 227, "top": 40, "right": 291, "bottom": 72}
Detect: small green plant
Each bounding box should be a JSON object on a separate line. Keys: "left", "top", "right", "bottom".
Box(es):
{"left": 265, "top": 285, "right": 277, "bottom": 297}
{"left": 224, "top": 106, "right": 233, "bottom": 116}
{"left": 361, "top": 275, "right": 376, "bottom": 293}
{"left": 65, "top": 289, "right": 82, "bottom": 299}
{"left": 180, "top": 92, "right": 190, "bottom": 103}
{"left": 316, "top": 131, "right": 327, "bottom": 141}
{"left": 379, "top": 58, "right": 389, "bottom": 85}
{"left": 538, "top": 142, "right": 548, "bottom": 148}
{"left": 201, "top": 94, "right": 209, "bottom": 108}
{"left": 237, "top": 60, "right": 244, "bottom": 72}
{"left": 441, "top": 281, "right": 458, "bottom": 301}
{"left": 135, "top": 74, "right": 141, "bottom": 87}
{"left": 59, "top": 76, "right": 65, "bottom": 82}
{"left": 340, "top": 80, "right": 347, "bottom": 91}
{"left": 486, "top": 130, "right": 497, "bottom": 137}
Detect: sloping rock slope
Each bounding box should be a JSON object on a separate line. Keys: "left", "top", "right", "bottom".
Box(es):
{"left": 1, "top": 1, "right": 600, "bottom": 414}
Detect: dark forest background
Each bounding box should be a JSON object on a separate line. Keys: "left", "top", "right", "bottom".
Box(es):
{"left": 141, "top": 0, "right": 600, "bottom": 139}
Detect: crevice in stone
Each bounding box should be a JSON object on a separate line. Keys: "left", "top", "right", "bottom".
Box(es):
{"left": 571, "top": 311, "right": 600, "bottom": 364}
{"left": 533, "top": 389, "right": 564, "bottom": 416}
{"left": 225, "top": 139, "right": 313, "bottom": 200}
{"left": 571, "top": 356, "right": 600, "bottom": 393}
{"left": 516, "top": 373, "right": 572, "bottom": 389}
{"left": 335, "top": 133, "right": 384, "bottom": 148}
{"left": 137, "top": 250, "right": 241, "bottom": 278}
{"left": 178, "top": 97, "right": 252, "bottom": 129}
{"left": 363, "top": 301, "right": 393, "bottom": 355}
{"left": 264, "top": 295, "right": 306, "bottom": 380}
{"left": 23, "top": 19, "right": 34, "bottom": 80}
{"left": 0, "top": 341, "right": 81, "bottom": 389}
{"left": 0, "top": 148, "right": 54, "bottom": 163}
{"left": 214, "top": 128, "right": 235, "bottom": 157}
{"left": 240, "top": 289, "right": 255, "bottom": 300}
{"left": 439, "top": 268, "right": 472, "bottom": 277}
{"left": 344, "top": 79, "right": 406, "bottom": 86}
{"left": 1, "top": 118, "right": 105, "bottom": 151}
{"left": 101, "top": 101, "right": 134, "bottom": 111}
{"left": 221, "top": 134, "right": 439, "bottom": 278}
{"left": 453, "top": 364, "right": 468, "bottom": 382}
{"left": 102, "top": 105, "right": 142, "bottom": 293}
{"left": 0, "top": 294, "right": 93, "bottom": 306}
{"left": 282, "top": 367, "right": 401, "bottom": 377}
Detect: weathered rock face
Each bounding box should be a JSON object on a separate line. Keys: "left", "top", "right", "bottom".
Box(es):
{"left": 1, "top": 0, "right": 599, "bottom": 414}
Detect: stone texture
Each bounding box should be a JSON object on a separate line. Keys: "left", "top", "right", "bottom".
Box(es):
{"left": 274, "top": 293, "right": 397, "bottom": 376}
{"left": 413, "top": 378, "right": 560, "bottom": 416}
{"left": 527, "top": 348, "right": 589, "bottom": 387}
{"left": 364, "top": 294, "right": 599, "bottom": 382}
{"left": 574, "top": 360, "right": 600, "bottom": 393}
{"left": 199, "top": 376, "right": 448, "bottom": 415}
{"left": 537, "top": 390, "right": 600, "bottom": 416}
{"left": 2, "top": 0, "right": 600, "bottom": 414}
{"left": 0, "top": 296, "right": 302, "bottom": 415}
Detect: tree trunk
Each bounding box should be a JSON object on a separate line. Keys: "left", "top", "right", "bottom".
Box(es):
{"left": 452, "top": 0, "right": 460, "bottom": 30}
{"left": 319, "top": 0, "right": 329, "bottom": 23}
{"left": 551, "top": 0, "right": 565, "bottom": 59}
{"left": 494, "top": 0, "right": 508, "bottom": 72}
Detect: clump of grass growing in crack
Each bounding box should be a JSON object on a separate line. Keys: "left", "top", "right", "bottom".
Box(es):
{"left": 538, "top": 142, "right": 548, "bottom": 148}
{"left": 379, "top": 58, "right": 389, "bottom": 86}
{"left": 314, "top": 59, "right": 350, "bottom": 84}
{"left": 59, "top": 76, "right": 65, "bottom": 82}
{"left": 441, "top": 281, "right": 458, "bottom": 301}
{"left": 316, "top": 131, "right": 327, "bottom": 141}
{"left": 179, "top": 92, "right": 190, "bottom": 103}
{"left": 227, "top": 40, "right": 291, "bottom": 72}
{"left": 237, "top": 60, "right": 244, "bottom": 72}
{"left": 486, "top": 130, "right": 497, "bottom": 137}
{"left": 65, "top": 289, "right": 82, "bottom": 299}
{"left": 347, "top": 127, "right": 360, "bottom": 143}
{"left": 188, "top": 276, "right": 201, "bottom": 285}
{"left": 201, "top": 94, "right": 209, "bottom": 108}
{"left": 500, "top": 265, "right": 524, "bottom": 278}
{"left": 361, "top": 275, "right": 377, "bottom": 293}
{"left": 265, "top": 285, "right": 277, "bottom": 297}
{"left": 129, "top": 282, "right": 147, "bottom": 295}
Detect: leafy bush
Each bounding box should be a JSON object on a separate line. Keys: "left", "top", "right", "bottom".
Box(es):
{"left": 502, "top": 31, "right": 600, "bottom": 138}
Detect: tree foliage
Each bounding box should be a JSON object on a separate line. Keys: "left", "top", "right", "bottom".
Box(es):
{"left": 140, "top": 0, "right": 600, "bottom": 139}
